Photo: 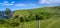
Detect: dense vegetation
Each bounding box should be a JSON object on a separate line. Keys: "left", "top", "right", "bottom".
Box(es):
{"left": 0, "top": 6, "right": 60, "bottom": 28}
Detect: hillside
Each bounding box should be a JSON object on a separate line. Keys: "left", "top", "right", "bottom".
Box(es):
{"left": 15, "top": 6, "right": 60, "bottom": 15}
{"left": 0, "top": 6, "right": 60, "bottom": 28}
{"left": 14, "top": 6, "right": 60, "bottom": 28}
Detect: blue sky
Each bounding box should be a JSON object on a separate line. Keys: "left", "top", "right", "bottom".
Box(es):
{"left": 0, "top": 0, "right": 60, "bottom": 11}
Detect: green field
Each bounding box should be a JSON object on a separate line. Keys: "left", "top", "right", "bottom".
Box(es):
{"left": 0, "top": 21, "right": 38, "bottom": 28}
{"left": 14, "top": 6, "right": 60, "bottom": 28}
{"left": 40, "top": 6, "right": 60, "bottom": 28}
{"left": 0, "top": 6, "right": 60, "bottom": 28}
{"left": 41, "top": 15, "right": 60, "bottom": 28}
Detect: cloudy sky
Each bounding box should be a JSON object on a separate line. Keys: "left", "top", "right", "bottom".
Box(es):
{"left": 0, "top": 0, "right": 60, "bottom": 11}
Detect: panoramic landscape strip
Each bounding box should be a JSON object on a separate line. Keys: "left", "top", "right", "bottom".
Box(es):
{"left": 0, "top": 0, "right": 60, "bottom": 28}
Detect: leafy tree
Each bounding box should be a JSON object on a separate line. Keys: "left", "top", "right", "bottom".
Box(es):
{"left": 5, "top": 8, "right": 11, "bottom": 14}
{"left": 35, "top": 15, "right": 43, "bottom": 20}
{"left": 5, "top": 8, "right": 12, "bottom": 19}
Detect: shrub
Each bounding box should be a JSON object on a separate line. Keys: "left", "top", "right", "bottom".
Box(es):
{"left": 20, "top": 17, "right": 24, "bottom": 22}
{"left": 10, "top": 22, "right": 19, "bottom": 27}
{"left": 40, "top": 12, "right": 54, "bottom": 19}
{"left": 35, "top": 15, "right": 43, "bottom": 20}
{"left": 25, "top": 18, "right": 31, "bottom": 22}
{"left": 13, "top": 15, "right": 19, "bottom": 18}
{"left": 0, "top": 19, "right": 6, "bottom": 24}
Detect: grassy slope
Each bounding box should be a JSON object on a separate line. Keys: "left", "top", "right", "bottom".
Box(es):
{"left": 15, "top": 10, "right": 30, "bottom": 16}
{"left": 14, "top": 6, "right": 60, "bottom": 28}
{"left": 0, "top": 21, "right": 38, "bottom": 28}
{"left": 40, "top": 6, "right": 60, "bottom": 28}
{"left": 40, "top": 15, "right": 60, "bottom": 28}
{"left": 15, "top": 6, "right": 56, "bottom": 15}
{"left": 0, "top": 6, "right": 60, "bottom": 28}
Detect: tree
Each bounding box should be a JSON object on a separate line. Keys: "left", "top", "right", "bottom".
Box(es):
{"left": 0, "top": 12, "right": 2, "bottom": 16}
{"left": 35, "top": 15, "right": 43, "bottom": 20}
{"left": 5, "top": 8, "right": 12, "bottom": 19}
{"left": 5, "top": 8, "right": 11, "bottom": 14}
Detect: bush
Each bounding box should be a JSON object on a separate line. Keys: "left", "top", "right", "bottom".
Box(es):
{"left": 25, "top": 18, "right": 31, "bottom": 22}
{"left": 13, "top": 15, "right": 19, "bottom": 18}
{"left": 35, "top": 15, "right": 43, "bottom": 20}
{"left": 0, "top": 19, "right": 6, "bottom": 24}
{"left": 10, "top": 22, "right": 19, "bottom": 27}
{"left": 20, "top": 17, "right": 24, "bottom": 22}
{"left": 40, "top": 12, "right": 54, "bottom": 19}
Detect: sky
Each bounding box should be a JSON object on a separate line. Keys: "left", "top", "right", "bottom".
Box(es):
{"left": 0, "top": 0, "right": 60, "bottom": 11}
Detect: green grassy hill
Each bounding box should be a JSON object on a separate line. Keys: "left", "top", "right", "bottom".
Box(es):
{"left": 0, "top": 6, "right": 60, "bottom": 28}
{"left": 14, "top": 6, "right": 60, "bottom": 28}
{"left": 14, "top": 6, "right": 57, "bottom": 16}
{"left": 15, "top": 6, "right": 60, "bottom": 15}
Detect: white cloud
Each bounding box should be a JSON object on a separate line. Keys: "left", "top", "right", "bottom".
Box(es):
{"left": 0, "top": 1, "right": 37, "bottom": 6}
{"left": 0, "top": 1, "right": 14, "bottom": 6}
{"left": 11, "top": 1, "right": 15, "bottom": 4}
{"left": 4, "top": 1, "right": 8, "bottom": 4}
{"left": 39, "top": 0, "right": 46, "bottom": 4}
{"left": 14, "top": 4, "right": 37, "bottom": 6}
{"left": 4, "top": 4, "right": 13, "bottom": 6}
{"left": 28, "top": 4, "right": 36, "bottom": 6}
{"left": 39, "top": 0, "right": 60, "bottom": 4}
{"left": 14, "top": 4, "right": 27, "bottom": 6}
